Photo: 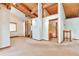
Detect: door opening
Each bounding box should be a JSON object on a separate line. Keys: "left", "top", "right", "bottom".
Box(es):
{"left": 48, "top": 19, "right": 58, "bottom": 42}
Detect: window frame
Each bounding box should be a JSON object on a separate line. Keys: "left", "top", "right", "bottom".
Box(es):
{"left": 10, "top": 22, "right": 17, "bottom": 32}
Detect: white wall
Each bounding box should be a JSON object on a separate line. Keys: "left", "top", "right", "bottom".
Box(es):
{"left": 42, "top": 19, "right": 49, "bottom": 40}
{"left": 11, "top": 7, "right": 26, "bottom": 22}
{"left": 65, "top": 17, "right": 79, "bottom": 39}
{"left": 32, "top": 14, "right": 58, "bottom": 40}
{"left": 10, "top": 7, "right": 25, "bottom": 37}
{"left": 0, "top": 4, "right": 10, "bottom": 48}
{"left": 10, "top": 13, "right": 25, "bottom": 37}
{"left": 42, "top": 14, "right": 58, "bottom": 40}
{"left": 32, "top": 18, "right": 42, "bottom": 40}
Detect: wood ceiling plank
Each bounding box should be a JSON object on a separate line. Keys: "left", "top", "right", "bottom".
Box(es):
{"left": 63, "top": 3, "right": 79, "bottom": 19}
{"left": 21, "top": 3, "right": 32, "bottom": 12}
{"left": 45, "top": 3, "right": 58, "bottom": 15}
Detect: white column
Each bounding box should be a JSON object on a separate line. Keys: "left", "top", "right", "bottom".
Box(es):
{"left": 38, "top": 3, "right": 42, "bottom": 19}
{"left": 0, "top": 4, "right": 10, "bottom": 48}
{"left": 38, "top": 3, "right": 43, "bottom": 40}
{"left": 32, "top": 3, "right": 43, "bottom": 40}
{"left": 58, "top": 3, "right": 66, "bottom": 43}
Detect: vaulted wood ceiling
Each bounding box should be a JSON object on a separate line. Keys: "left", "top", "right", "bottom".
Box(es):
{"left": 13, "top": 3, "right": 58, "bottom": 18}
{"left": 3, "top": 3, "right": 79, "bottom": 19}
{"left": 2, "top": 3, "right": 58, "bottom": 18}
{"left": 63, "top": 3, "right": 79, "bottom": 19}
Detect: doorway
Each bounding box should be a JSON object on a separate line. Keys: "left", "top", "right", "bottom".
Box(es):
{"left": 48, "top": 19, "right": 58, "bottom": 42}
{"left": 25, "top": 20, "right": 32, "bottom": 38}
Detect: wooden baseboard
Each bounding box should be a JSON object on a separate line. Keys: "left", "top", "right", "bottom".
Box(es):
{"left": 10, "top": 36, "right": 25, "bottom": 38}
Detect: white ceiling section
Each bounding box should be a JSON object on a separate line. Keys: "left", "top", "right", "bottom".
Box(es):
{"left": 11, "top": 7, "right": 26, "bottom": 22}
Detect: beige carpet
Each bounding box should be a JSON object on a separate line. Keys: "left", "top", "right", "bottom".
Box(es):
{"left": 0, "top": 37, "right": 79, "bottom": 56}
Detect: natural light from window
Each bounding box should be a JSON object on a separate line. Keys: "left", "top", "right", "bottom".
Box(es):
{"left": 10, "top": 23, "right": 17, "bottom": 32}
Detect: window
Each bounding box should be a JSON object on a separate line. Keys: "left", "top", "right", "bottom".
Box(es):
{"left": 10, "top": 22, "right": 17, "bottom": 32}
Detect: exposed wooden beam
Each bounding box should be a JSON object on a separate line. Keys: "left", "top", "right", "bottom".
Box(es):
{"left": 2, "top": 3, "right": 11, "bottom": 9}
{"left": 34, "top": 12, "right": 38, "bottom": 17}
{"left": 12, "top": 3, "right": 37, "bottom": 18}
{"left": 21, "top": 3, "right": 32, "bottom": 12}
{"left": 31, "top": 3, "right": 57, "bottom": 14}
{"left": 22, "top": 3, "right": 38, "bottom": 17}
{"left": 19, "top": 3, "right": 38, "bottom": 17}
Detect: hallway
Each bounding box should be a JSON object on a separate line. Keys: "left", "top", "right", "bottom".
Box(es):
{"left": 0, "top": 37, "right": 79, "bottom": 56}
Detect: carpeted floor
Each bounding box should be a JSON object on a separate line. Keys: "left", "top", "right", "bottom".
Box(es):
{"left": 0, "top": 37, "right": 79, "bottom": 56}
